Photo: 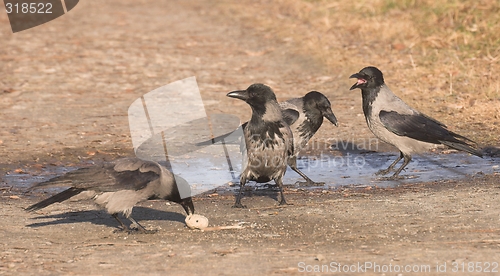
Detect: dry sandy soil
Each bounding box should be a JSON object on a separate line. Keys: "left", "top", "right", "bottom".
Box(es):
{"left": 1, "top": 0, "right": 500, "bottom": 275}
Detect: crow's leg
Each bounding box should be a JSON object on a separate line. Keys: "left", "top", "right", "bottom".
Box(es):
{"left": 275, "top": 177, "right": 291, "bottom": 206}
{"left": 389, "top": 153, "right": 412, "bottom": 179}
{"left": 376, "top": 152, "right": 403, "bottom": 176}
{"left": 128, "top": 216, "right": 157, "bottom": 234}
{"left": 289, "top": 156, "right": 324, "bottom": 186}
{"left": 112, "top": 213, "right": 129, "bottom": 231}
{"left": 233, "top": 174, "right": 247, "bottom": 208}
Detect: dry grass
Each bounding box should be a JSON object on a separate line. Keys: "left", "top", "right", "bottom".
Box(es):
{"left": 217, "top": 0, "right": 500, "bottom": 145}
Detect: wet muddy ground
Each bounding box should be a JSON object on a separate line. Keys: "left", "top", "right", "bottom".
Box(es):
{"left": 1, "top": 0, "right": 500, "bottom": 275}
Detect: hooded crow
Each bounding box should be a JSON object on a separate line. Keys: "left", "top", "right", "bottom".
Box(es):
{"left": 227, "top": 83, "right": 293, "bottom": 208}
{"left": 279, "top": 91, "right": 338, "bottom": 185}
{"left": 26, "top": 157, "right": 195, "bottom": 232}
{"left": 350, "top": 66, "right": 483, "bottom": 179}
{"left": 198, "top": 91, "right": 338, "bottom": 186}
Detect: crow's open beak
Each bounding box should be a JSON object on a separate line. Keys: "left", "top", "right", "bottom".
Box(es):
{"left": 349, "top": 73, "right": 366, "bottom": 90}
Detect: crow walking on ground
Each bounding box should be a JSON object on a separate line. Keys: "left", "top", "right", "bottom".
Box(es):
{"left": 26, "top": 157, "right": 195, "bottom": 232}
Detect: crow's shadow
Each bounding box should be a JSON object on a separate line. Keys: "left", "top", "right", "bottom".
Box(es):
{"left": 231, "top": 182, "right": 282, "bottom": 204}
{"left": 26, "top": 207, "right": 186, "bottom": 229}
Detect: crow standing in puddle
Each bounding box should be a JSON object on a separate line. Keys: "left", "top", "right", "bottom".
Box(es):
{"left": 227, "top": 83, "right": 293, "bottom": 208}
{"left": 279, "top": 91, "right": 338, "bottom": 185}
{"left": 26, "top": 158, "right": 195, "bottom": 233}
{"left": 350, "top": 66, "right": 482, "bottom": 179}
{"left": 200, "top": 91, "right": 338, "bottom": 186}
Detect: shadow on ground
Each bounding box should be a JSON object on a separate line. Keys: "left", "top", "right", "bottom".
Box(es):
{"left": 25, "top": 207, "right": 186, "bottom": 229}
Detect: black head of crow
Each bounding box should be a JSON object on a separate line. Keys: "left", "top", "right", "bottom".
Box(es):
{"left": 228, "top": 83, "right": 289, "bottom": 148}
{"left": 227, "top": 83, "right": 293, "bottom": 208}
{"left": 349, "top": 66, "right": 388, "bottom": 118}
{"left": 349, "top": 66, "right": 385, "bottom": 91}
{"left": 302, "top": 91, "right": 338, "bottom": 127}
{"left": 282, "top": 91, "right": 338, "bottom": 152}
{"left": 227, "top": 83, "right": 278, "bottom": 117}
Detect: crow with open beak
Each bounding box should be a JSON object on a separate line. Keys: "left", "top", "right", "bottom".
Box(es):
{"left": 350, "top": 66, "right": 482, "bottom": 179}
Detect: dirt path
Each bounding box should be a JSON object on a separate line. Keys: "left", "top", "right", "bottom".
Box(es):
{"left": 2, "top": 175, "right": 500, "bottom": 275}
{"left": 1, "top": 1, "right": 500, "bottom": 275}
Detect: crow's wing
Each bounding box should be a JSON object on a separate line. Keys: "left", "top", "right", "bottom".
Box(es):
{"left": 379, "top": 110, "right": 483, "bottom": 157}
{"left": 113, "top": 158, "right": 162, "bottom": 175}
{"left": 104, "top": 158, "right": 163, "bottom": 192}
{"left": 380, "top": 111, "right": 453, "bottom": 142}
{"left": 279, "top": 101, "right": 300, "bottom": 126}
{"left": 29, "top": 159, "right": 161, "bottom": 193}
{"left": 281, "top": 108, "right": 300, "bottom": 126}
{"left": 379, "top": 110, "right": 482, "bottom": 157}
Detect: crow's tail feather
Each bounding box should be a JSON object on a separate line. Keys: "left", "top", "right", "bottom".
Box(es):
{"left": 25, "top": 187, "right": 85, "bottom": 212}
{"left": 440, "top": 140, "right": 483, "bottom": 158}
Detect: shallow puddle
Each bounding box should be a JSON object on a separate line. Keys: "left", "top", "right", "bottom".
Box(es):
{"left": 287, "top": 152, "right": 499, "bottom": 188}
{"left": 4, "top": 152, "right": 498, "bottom": 196}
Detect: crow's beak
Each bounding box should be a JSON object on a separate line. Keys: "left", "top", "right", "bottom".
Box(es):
{"left": 173, "top": 175, "right": 194, "bottom": 215}
{"left": 227, "top": 90, "right": 249, "bottom": 101}
{"left": 349, "top": 73, "right": 363, "bottom": 79}
{"left": 180, "top": 197, "right": 195, "bottom": 216}
{"left": 349, "top": 73, "right": 366, "bottom": 90}
{"left": 323, "top": 108, "right": 338, "bottom": 126}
